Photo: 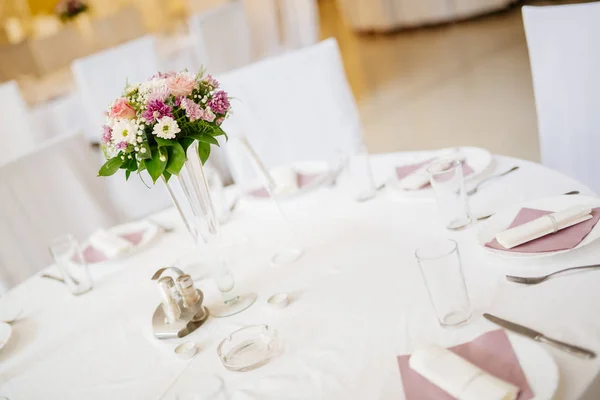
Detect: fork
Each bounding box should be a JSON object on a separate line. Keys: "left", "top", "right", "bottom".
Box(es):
{"left": 476, "top": 190, "right": 580, "bottom": 221}
{"left": 467, "top": 166, "right": 520, "bottom": 196}
{"left": 506, "top": 263, "right": 600, "bottom": 285}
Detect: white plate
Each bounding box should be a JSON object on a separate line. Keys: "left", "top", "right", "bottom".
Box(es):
{"left": 509, "top": 333, "right": 558, "bottom": 399}
{"left": 390, "top": 146, "right": 493, "bottom": 195}
{"left": 246, "top": 161, "right": 339, "bottom": 201}
{"left": 0, "top": 322, "right": 12, "bottom": 351}
{"left": 81, "top": 220, "right": 161, "bottom": 265}
{"left": 477, "top": 195, "right": 600, "bottom": 258}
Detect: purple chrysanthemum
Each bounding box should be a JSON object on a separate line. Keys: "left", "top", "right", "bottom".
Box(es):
{"left": 208, "top": 91, "right": 230, "bottom": 115}
{"left": 142, "top": 99, "right": 172, "bottom": 123}
{"left": 101, "top": 125, "right": 112, "bottom": 144}
{"left": 203, "top": 74, "right": 220, "bottom": 89}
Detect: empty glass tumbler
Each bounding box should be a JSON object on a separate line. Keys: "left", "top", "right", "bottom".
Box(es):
{"left": 49, "top": 235, "right": 93, "bottom": 295}
{"left": 427, "top": 159, "right": 471, "bottom": 230}
{"left": 415, "top": 239, "right": 472, "bottom": 327}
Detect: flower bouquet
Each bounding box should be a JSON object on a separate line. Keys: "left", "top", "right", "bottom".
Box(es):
{"left": 56, "top": 0, "right": 89, "bottom": 22}
{"left": 97, "top": 70, "right": 230, "bottom": 183}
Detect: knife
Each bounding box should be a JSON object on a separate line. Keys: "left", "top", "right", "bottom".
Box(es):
{"left": 484, "top": 313, "right": 596, "bottom": 359}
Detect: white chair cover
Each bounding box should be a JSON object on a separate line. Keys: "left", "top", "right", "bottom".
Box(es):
{"left": 242, "top": 0, "right": 283, "bottom": 58}
{"left": 279, "top": 0, "right": 319, "bottom": 50}
{"left": 188, "top": 1, "right": 254, "bottom": 74}
{"left": 91, "top": 6, "right": 146, "bottom": 50}
{"left": 71, "top": 36, "right": 173, "bottom": 221}
{"left": 0, "top": 133, "right": 120, "bottom": 292}
{"left": 523, "top": 3, "right": 600, "bottom": 194}
{"left": 0, "top": 81, "right": 37, "bottom": 165}
{"left": 218, "top": 38, "right": 362, "bottom": 184}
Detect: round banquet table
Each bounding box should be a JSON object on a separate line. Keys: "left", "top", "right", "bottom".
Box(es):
{"left": 1, "top": 151, "right": 599, "bottom": 399}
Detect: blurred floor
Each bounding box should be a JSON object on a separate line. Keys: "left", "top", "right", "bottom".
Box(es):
{"left": 319, "top": 0, "right": 591, "bottom": 161}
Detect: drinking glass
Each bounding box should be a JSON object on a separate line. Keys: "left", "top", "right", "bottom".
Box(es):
{"left": 427, "top": 159, "right": 471, "bottom": 230}
{"left": 48, "top": 235, "right": 93, "bottom": 295}
{"left": 346, "top": 146, "right": 377, "bottom": 202}
{"left": 205, "top": 166, "right": 231, "bottom": 225}
{"left": 415, "top": 239, "right": 471, "bottom": 327}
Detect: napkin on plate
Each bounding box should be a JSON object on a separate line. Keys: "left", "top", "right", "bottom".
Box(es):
{"left": 486, "top": 206, "right": 600, "bottom": 253}
{"left": 83, "top": 230, "right": 145, "bottom": 263}
{"left": 397, "top": 329, "right": 534, "bottom": 400}
{"left": 249, "top": 172, "right": 322, "bottom": 198}
{"left": 396, "top": 158, "right": 474, "bottom": 190}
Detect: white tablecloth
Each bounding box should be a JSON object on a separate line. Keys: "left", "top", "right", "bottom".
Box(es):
{"left": 1, "top": 152, "right": 599, "bottom": 399}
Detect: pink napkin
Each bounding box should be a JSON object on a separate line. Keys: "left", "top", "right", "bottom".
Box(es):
{"left": 397, "top": 329, "right": 534, "bottom": 400}
{"left": 485, "top": 207, "right": 600, "bottom": 253}
{"left": 395, "top": 159, "right": 474, "bottom": 189}
{"left": 82, "top": 231, "right": 144, "bottom": 264}
{"left": 249, "top": 172, "right": 322, "bottom": 198}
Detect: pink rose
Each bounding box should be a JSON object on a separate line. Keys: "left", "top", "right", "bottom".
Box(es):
{"left": 109, "top": 98, "right": 136, "bottom": 120}
{"left": 167, "top": 75, "right": 196, "bottom": 97}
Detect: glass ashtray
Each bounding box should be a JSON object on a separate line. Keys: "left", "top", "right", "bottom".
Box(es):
{"left": 217, "top": 324, "right": 280, "bottom": 372}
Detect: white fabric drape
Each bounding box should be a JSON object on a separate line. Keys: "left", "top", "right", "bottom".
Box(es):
{"left": 523, "top": 3, "right": 600, "bottom": 195}
{"left": 0, "top": 81, "right": 37, "bottom": 165}
{"left": 218, "top": 38, "right": 362, "bottom": 184}
{"left": 0, "top": 133, "right": 119, "bottom": 292}
{"left": 188, "top": 1, "right": 254, "bottom": 74}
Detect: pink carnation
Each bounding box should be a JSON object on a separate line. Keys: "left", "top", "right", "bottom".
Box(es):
{"left": 200, "top": 108, "right": 216, "bottom": 123}
{"left": 167, "top": 74, "right": 196, "bottom": 97}
{"left": 208, "top": 91, "right": 230, "bottom": 115}
{"left": 203, "top": 74, "right": 220, "bottom": 88}
{"left": 116, "top": 142, "right": 128, "bottom": 150}
{"left": 180, "top": 98, "right": 202, "bottom": 122}
{"left": 109, "top": 98, "right": 136, "bottom": 120}
{"left": 101, "top": 125, "right": 112, "bottom": 144}
{"left": 215, "top": 117, "right": 224, "bottom": 126}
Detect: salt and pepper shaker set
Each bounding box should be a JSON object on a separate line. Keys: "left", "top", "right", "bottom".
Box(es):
{"left": 157, "top": 275, "right": 202, "bottom": 324}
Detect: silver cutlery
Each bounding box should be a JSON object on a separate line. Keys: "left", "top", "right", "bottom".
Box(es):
{"left": 506, "top": 263, "right": 600, "bottom": 285}
{"left": 467, "top": 166, "right": 520, "bottom": 196}
{"left": 484, "top": 313, "right": 596, "bottom": 359}
{"left": 476, "top": 190, "right": 580, "bottom": 221}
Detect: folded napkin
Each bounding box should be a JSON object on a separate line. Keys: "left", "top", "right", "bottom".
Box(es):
{"left": 486, "top": 206, "right": 600, "bottom": 253}
{"left": 396, "top": 158, "right": 474, "bottom": 190}
{"left": 83, "top": 230, "right": 144, "bottom": 263}
{"left": 249, "top": 172, "right": 322, "bottom": 198}
{"left": 397, "top": 329, "right": 534, "bottom": 400}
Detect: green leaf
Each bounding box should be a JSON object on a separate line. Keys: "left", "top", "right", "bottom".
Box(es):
{"left": 212, "top": 126, "right": 228, "bottom": 141}
{"left": 138, "top": 142, "right": 152, "bottom": 159}
{"left": 166, "top": 142, "right": 185, "bottom": 175}
{"left": 198, "top": 141, "right": 211, "bottom": 164}
{"left": 137, "top": 159, "right": 146, "bottom": 173}
{"left": 145, "top": 148, "right": 167, "bottom": 183}
{"left": 180, "top": 137, "right": 195, "bottom": 153}
{"left": 125, "top": 170, "right": 131, "bottom": 181}
{"left": 163, "top": 170, "right": 172, "bottom": 182}
{"left": 195, "top": 134, "right": 220, "bottom": 147}
{"left": 155, "top": 137, "right": 176, "bottom": 147}
{"left": 98, "top": 156, "right": 124, "bottom": 177}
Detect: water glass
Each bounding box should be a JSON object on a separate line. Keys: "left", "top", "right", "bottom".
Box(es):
{"left": 427, "top": 159, "right": 471, "bottom": 230}
{"left": 347, "top": 147, "right": 377, "bottom": 201}
{"left": 205, "top": 167, "right": 231, "bottom": 224}
{"left": 49, "top": 235, "right": 93, "bottom": 295}
{"left": 415, "top": 239, "right": 471, "bottom": 327}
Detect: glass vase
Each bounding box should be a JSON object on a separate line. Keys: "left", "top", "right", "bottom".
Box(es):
{"left": 164, "top": 141, "right": 256, "bottom": 317}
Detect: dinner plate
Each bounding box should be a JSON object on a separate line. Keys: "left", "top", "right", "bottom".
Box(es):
{"left": 80, "top": 220, "right": 161, "bottom": 264}
{"left": 477, "top": 195, "right": 600, "bottom": 258}
{"left": 389, "top": 146, "right": 493, "bottom": 195}
{"left": 0, "top": 322, "right": 12, "bottom": 351}
{"left": 508, "top": 333, "right": 558, "bottom": 399}
{"left": 245, "top": 161, "right": 340, "bottom": 201}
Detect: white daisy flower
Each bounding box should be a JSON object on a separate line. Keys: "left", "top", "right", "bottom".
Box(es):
{"left": 152, "top": 116, "right": 180, "bottom": 139}
{"left": 111, "top": 119, "right": 139, "bottom": 145}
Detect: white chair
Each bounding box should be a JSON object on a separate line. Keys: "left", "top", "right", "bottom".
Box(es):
{"left": 279, "top": 0, "right": 319, "bottom": 50}
{"left": 523, "top": 3, "right": 600, "bottom": 194}
{"left": 241, "top": 0, "right": 283, "bottom": 58}
{"left": 72, "top": 36, "right": 173, "bottom": 221}
{"left": 91, "top": 6, "right": 146, "bottom": 50}
{"left": 188, "top": 1, "right": 254, "bottom": 74}
{"left": 0, "top": 81, "right": 37, "bottom": 165}
{"left": 218, "top": 38, "right": 362, "bottom": 184}
{"left": 72, "top": 35, "right": 159, "bottom": 144}
{"left": 0, "top": 133, "right": 120, "bottom": 291}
